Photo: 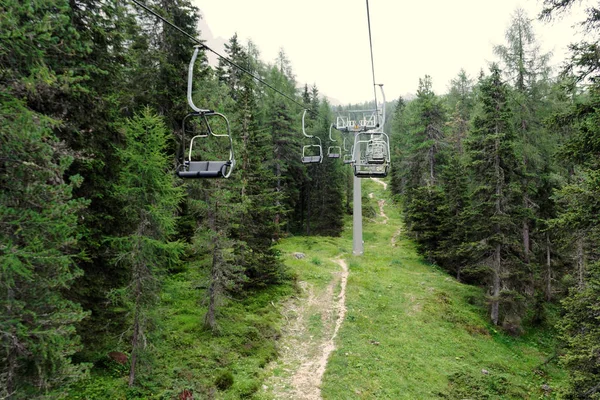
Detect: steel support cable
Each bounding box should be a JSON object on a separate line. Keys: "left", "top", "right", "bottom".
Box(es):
{"left": 365, "top": 0, "right": 379, "bottom": 112}
{"left": 130, "top": 0, "right": 308, "bottom": 110}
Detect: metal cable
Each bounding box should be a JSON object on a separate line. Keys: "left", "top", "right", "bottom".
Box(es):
{"left": 365, "top": 0, "right": 379, "bottom": 110}
{"left": 130, "top": 0, "right": 308, "bottom": 110}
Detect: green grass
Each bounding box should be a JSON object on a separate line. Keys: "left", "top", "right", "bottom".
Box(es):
{"left": 70, "top": 259, "right": 294, "bottom": 399}
{"left": 282, "top": 179, "right": 567, "bottom": 399}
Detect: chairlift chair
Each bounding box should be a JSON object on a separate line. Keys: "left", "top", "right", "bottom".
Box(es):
{"left": 350, "top": 84, "right": 390, "bottom": 178}
{"left": 301, "top": 109, "right": 323, "bottom": 164}
{"left": 353, "top": 132, "right": 391, "bottom": 178}
{"left": 327, "top": 123, "right": 341, "bottom": 159}
{"left": 177, "top": 112, "right": 234, "bottom": 178}
{"left": 342, "top": 135, "right": 354, "bottom": 164}
{"left": 177, "top": 45, "right": 235, "bottom": 179}
{"left": 354, "top": 163, "right": 389, "bottom": 178}
{"left": 343, "top": 151, "right": 354, "bottom": 164}
{"left": 365, "top": 137, "right": 387, "bottom": 164}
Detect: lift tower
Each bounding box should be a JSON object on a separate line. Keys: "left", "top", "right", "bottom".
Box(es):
{"left": 334, "top": 84, "right": 388, "bottom": 255}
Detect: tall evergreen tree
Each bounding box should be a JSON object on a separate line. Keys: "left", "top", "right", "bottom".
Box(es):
{"left": 390, "top": 97, "right": 408, "bottom": 197}
{"left": 109, "top": 110, "right": 183, "bottom": 387}
{"left": 0, "top": 96, "right": 89, "bottom": 398}
{"left": 464, "top": 65, "right": 524, "bottom": 329}
{"left": 401, "top": 76, "right": 447, "bottom": 258}
{"left": 494, "top": 8, "right": 554, "bottom": 276}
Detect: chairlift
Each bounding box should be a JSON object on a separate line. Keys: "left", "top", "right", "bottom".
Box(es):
{"left": 342, "top": 135, "right": 354, "bottom": 164}
{"left": 351, "top": 84, "right": 390, "bottom": 178}
{"left": 354, "top": 163, "right": 389, "bottom": 178}
{"left": 327, "top": 123, "right": 341, "bottom": 159}
{"left": 177, "top": 46, "right": 235, "bottom": 179}
{"left": 301, "top": 109, "right": 323, "bottom": 164}
{"left": 343, "top": 148, "right": 354, "bottom": 164}
{"left": 353, "top": 133, "right": 390, "bottom": 177}
{"left": 365, "top": 137, "right": 387, "bottom": 164}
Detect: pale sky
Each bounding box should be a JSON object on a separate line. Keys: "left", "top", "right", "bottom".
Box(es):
{"left": 193, "top": 0, "right": 585, "bottom": 105}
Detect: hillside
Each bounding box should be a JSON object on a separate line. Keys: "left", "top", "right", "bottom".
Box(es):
{"left": 260, "top": 178, "right": 566, "bottom": 399}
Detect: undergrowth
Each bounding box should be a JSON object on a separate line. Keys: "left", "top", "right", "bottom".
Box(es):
{"left": 70, "top": 262, "right": 294, "bottom": 399}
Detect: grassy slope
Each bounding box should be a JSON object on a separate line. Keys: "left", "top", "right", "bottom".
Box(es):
{"left": 317, "top": 179, "right": 566, "bottom": 399}
{"left": 71, "top": 178, "right": 566, "bottom": 399}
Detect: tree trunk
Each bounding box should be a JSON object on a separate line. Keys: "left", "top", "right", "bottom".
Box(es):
{"left": 428, "top": 145, "right": 435, "bottom": 184}
{"left": 274, "top": 153, "right": 281, "bottom": 239}
{"left": 491, "top": 244, "right": 501, "bottom": 326}
{"left": 491, "top": 134, "right": 502, "bottom": 326}
{"left": 205, "top": 239, "right": 220, "bottom": 331}
{"left": 306, "top": 186, "right": 311, "bottom": 236}
{"left": 129, "top": 291, "right": 141, "bottom": 387}
{"left": 205, "top": 199, "right": 219, "bottom": 331}
{"left": 5, "top": 288, "right": 17, "bottom": 397}
{"left": 546, "top": 233, "right": 552, "bottom": 302}
{"left": 576, "top": 237, "right": 585, "bottom": 289}
{"left": 522, "top": 219, "right": 530, "bottom": 264}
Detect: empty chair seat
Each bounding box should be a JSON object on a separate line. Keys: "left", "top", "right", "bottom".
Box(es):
{"left": 177, "top": 161, "right": 231, "bottom": 178}
{"left": 302, "top": 156, "right": 322, "bottom": 164}
{"left": 369, "top": 155, "right": 385, "bottom": 164}
{"left": 354, "top": 165, "right": 388, "bottom": 178}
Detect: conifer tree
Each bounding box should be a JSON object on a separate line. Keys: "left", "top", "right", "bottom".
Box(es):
{"left": 540, "top": 0, "right": 600, "bottom": 394}
{"left": 401, "top": 76, "right": 447, "bottom": 257}
{"left": 390, "top": 97, "right": 408, "bottom": 197}
{"left": 235, "top": 58, "right": 285, "bottom": 286}
{"left": 110, "top": 109, "right": 183, "bottom": 386}
{"left": 217, "top": 33, "right": 247, "bottom": 101}
{"left": 0, "top": 97, "right": 89, "bottom": 398}
{"left": 494, "top": 8, "right": 554, "bottom": 274}
{"left": 446, "top": 69, "right": 475, "bottom": 154}
{"left": 264, "top": 64, "right": 305, "bottom": 234}
{"left": 464, "top": 65, "right": 523, "bottom": 329}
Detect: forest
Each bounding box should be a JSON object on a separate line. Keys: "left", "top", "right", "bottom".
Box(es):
{"left": 1, "top": 0, "right": 599, "bottom": 398}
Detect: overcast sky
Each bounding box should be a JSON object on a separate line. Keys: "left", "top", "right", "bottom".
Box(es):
{"left": 193, "top": 0, "right": 585, "bottom": 105}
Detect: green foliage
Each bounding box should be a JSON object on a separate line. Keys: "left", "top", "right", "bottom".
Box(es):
{"left": 557, "top": 264, "right": 600, "bottom": 399}
{"left": 110, "top": 109, "right": 184, "bottom": 386}
{"left": 0, "top": 95, "right": 90, "bottom": 397}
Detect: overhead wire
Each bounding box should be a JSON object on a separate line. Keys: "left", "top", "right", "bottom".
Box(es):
{"left": 365, "top": 0, "right": 379, "bottom": 111}
{"left": 129, "top": 0, "right": 308, "bottom": 110}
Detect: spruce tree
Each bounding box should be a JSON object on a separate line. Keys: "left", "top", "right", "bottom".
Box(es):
{"left": 109, "top": 109, "right": 183, "bottom": 387}
{"left": 0, "top": 96, "right": 89, "bottom": 398}
{"left": 464, "top": 65, "right": 523, "bottom": 329}
{"left": 401, "top": 76, "right": 447, "bottom": 257}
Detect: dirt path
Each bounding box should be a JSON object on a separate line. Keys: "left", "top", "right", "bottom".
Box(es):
{"left": 378, "top": 199, "right": 389, "bottom": 224}
{"left": 263, "top": 258, "right": 349, "bottom": 399}
{"left": 370, "top": 177, "right": 388, "bottom": 190}
{"left": 369, "top": 178, "right": 389, "bottom": 224}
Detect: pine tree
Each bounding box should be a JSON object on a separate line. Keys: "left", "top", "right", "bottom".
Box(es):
{"left": 390, "top": 97, "right": 409, "bottom": 197}
{"left": 446, "top": 69, "right": 475, "bottom": 154}
{"left": 401, "top": 76, "right": 447, "bottom": 256}
{"left": 216, "top": 33, "right": 247, "bottom": 102}
{"left": 264, "top": 64, "right": 305, "bottom": 234}
{"left": 464, "top": 65, "right": 523, "bottom": 329}
{"left": 494, "top": 8, "right": 554, "bottom": 276}
{"left": 0, "top": 96, "right": 89, "bottom": 398}
{"left": 235, "top": 57, "right": 286, "bottom": 287}
{"left": 109, "top": 109, "right": 183, "bottom": 387}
